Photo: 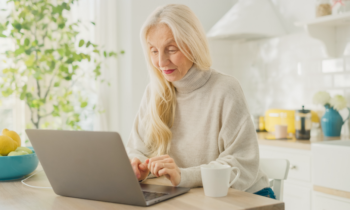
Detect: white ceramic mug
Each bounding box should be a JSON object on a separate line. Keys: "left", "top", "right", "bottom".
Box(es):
{"left": 200, "top": 164, "right": 241, "bottom": 197}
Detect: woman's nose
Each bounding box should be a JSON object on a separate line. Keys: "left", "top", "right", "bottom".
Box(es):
{"left": 158, "top": 52, "right": 170, "bottom": 68}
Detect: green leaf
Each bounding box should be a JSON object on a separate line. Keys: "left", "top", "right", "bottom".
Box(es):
{"left": 24, "top": 38, "right": 30, "bottom": 46}
{"left": 58, "top": 23, "right": 65, "bottom": 29}
{"left": 66, "top": 58, "right": 74, "bottom": 64}
{"left": 14, "top": 47, "right": 25, "bottom": 56}
{"left": 25, "top": 47, "right": 35, "bottom": 55}
{"left": 109, "top": 52, "right": 117, "bottom": 57}
{"left": 12, "top": 22, "right": 21, "bottom": 31}
{"left": 2, "top": 88, "right": 13, "bottom": 97}
{"left": 86, "top": 41, "right": 91, "bottom": 48}
{"left": 91, "top": 21, "right": 95, "bottom": 25}
{"left": 54, "top": 82, "right": 60, "bottom": 87}
{"left": 79, "top": 39, "right": 85, "bottom": 47}
{"left": 50, "top": 61, "right": 56, "bottom": 69}
{"left": 57, "top": 49, "right": 65, "bottom": 56}
{"left": 120, "top": 50, "right": 125, "bottom": 54}
{"left": 62, "top": 104, "right": 74, "bottom": 113}
{"left": 20, "top": 92, "right": 26, "bottom": 100}
{"left": 64, "top": 75, "right": 72, "bottom": 80}
{"left": 20, "top": 85, "right": 27, "bottom": 100}
{"left": 80, "top": 101, "right": 88, "bottom": 108}
{"left": 26, "top": 92, "right": 33, "bottom": 99}
{"left": 103, "top": 51, "right": 107, "bottom": 58}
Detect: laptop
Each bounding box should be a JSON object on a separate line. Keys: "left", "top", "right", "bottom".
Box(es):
{"left": 25, "top": 129, "right": 190, "bottom": 206}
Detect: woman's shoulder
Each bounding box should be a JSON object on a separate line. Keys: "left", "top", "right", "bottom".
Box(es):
{"left": 208, "top": 69, "right": 245, "bottom": 98}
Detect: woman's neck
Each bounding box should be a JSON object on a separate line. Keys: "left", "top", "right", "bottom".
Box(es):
{"left": 171, "top": 65, "right": 212, "bottom": 94}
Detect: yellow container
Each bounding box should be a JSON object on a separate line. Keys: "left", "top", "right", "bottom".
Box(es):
{"left": 265, "top": 109, "right": 320, "bottom": 134}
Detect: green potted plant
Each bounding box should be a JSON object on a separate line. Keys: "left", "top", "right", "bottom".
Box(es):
{"left": 313, "top": 91, "right": 350, "bottom": 137}
{"left": 0, "top": 0, "right": 120, "bottom": 131}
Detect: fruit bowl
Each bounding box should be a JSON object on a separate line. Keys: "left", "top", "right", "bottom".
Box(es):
{"left": 0, "top": 147, "right": 39, "bottom": 181}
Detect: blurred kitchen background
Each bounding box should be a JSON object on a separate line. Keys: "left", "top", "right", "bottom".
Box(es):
{"left": 1, "top": 0, "right": 350, "bottom": 141}
{"left": 1, "top": 0, "right": 350, "bottom": 209}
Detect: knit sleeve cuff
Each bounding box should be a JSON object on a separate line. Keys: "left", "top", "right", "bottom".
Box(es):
{"left": 177, "top": 167, "right": 202, "bottom": 188}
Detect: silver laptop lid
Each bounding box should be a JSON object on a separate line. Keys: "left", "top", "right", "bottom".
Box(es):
{"left": 25, "top": 129, "right": 147, "bottom": 206}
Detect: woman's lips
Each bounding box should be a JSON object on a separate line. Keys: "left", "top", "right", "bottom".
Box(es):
{"left": 163, "top": 69, "right": 175, "bottom": 74}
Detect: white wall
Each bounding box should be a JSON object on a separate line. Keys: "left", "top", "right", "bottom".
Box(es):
{"left": 116, "top": 0, "right": 236, "bottom": 142}
{"left": 208, "top": 0, "right": 350, "bottom": 135}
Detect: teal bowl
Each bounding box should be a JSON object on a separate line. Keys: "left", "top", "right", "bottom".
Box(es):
{"left": 0, "top": 147, "right": 39, "bottom": 181}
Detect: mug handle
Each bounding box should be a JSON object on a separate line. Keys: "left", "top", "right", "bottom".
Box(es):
{"left": 228, "top": 167, "right": 241, "bottom": 188}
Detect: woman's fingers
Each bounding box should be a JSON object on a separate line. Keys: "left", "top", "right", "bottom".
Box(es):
{"left": 149, "top": 159, "right": 175, "bottom": 177}
{"left": 130, "top": 158, "right": 141, "bottom": 179}
{"left": 154, "top": 162, "right": 174, "bottom": 177}
{"left": 138, "top": 162, "right": 148, "bottom": 171}
{"left": 149, "top": 159, "right": 167, "bottom": 176}
{"left": 158, "top": 168, "right": 180, "bottom": 186}
{"left": 148, "top": 157, "right": 173, "bottom": 172}
{"left": 146, "top": 156, "right": 181, "bottom": 186}
{"left": 147, "top": 155, "right": 171, "bottom": 170}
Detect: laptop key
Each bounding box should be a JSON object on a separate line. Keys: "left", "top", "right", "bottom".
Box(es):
{"left": 143, "top": 191, "right": 168, "bottom": 201}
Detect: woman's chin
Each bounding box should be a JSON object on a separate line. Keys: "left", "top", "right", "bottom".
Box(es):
{"left": 163, "top": 74, "right": 179, "bottom": 82}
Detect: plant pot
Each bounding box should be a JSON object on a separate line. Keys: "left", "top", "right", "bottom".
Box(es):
{"left": 321, "top": 105, "right": 350, "bottom": 137}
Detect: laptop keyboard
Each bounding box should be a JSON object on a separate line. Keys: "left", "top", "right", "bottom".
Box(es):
{"left": 143, "top": 191, "right": 168, "bottom": 201}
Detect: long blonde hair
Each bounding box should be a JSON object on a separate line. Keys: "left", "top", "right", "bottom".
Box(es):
{"left": 140, "top": 4, "right": 211, "bottom": 157}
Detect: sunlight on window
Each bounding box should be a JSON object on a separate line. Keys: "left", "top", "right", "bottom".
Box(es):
{"left": 0, "top": 0, "right": 99, "bottom": 132}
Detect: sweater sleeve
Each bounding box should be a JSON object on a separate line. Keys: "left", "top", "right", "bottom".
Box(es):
{"left": 177, "top": 86, "right": 261, "bottom": 192}
{"left": 126, "top": 85, "right": 151, "bottom": 164}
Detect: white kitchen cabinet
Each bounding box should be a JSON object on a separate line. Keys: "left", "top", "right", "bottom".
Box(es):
{"left": 259, "top": 144, "right": 312, "bottom": 210}
{"left": 313, "top": 191, "right": 350, "bottom": 210}
{"left": 259, "top": 139, "right": 350, "bottom": 210}
{"left": 284, "top": 181, "right": 312, "bottom": 210}
{"left": 312, "top": 140, "right": 350, "bottom": 210}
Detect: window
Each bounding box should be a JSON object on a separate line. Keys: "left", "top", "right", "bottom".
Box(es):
{"left": 0, "top": 0, "right": 99, "bottom": 145}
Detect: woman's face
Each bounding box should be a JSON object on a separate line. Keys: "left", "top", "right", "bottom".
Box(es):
{"left": 147, "top": 24, "right": 193, "bottom": 82}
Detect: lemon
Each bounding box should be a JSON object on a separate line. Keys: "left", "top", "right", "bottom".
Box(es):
{"left": 0, "top": 135, "right": 18, "bottom": 156}
{"left": 8, "top": 150, "right": 29, "bottom": 156}
{"left": 2, "top": 128, "right": 21, "bottom": 147}
{"left": 15, "top": 146, "right": 33, "bottom": 154}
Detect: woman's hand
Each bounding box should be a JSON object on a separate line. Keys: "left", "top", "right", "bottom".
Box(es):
{"left": 130, "top": 158, "right": 149, "bottom": 181}
{"left": 147, "top": 155, "right": 181, "bottom": 186}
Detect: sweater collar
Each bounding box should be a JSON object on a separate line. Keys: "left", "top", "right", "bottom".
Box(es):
{"left": 172, "top": 65, "right": 212, "bottom": 94}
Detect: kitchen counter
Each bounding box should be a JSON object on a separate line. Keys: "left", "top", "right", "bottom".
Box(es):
{"left": 257, "top": 132, "right": 350, "bottom": 150}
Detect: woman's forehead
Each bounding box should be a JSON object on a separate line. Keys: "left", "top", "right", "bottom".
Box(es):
{"left": 147, "top": 24, "right": 177, "bottom": 47}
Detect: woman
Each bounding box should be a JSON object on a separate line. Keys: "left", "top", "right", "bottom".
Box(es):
{"left": 126, "top": 4, "right": 274, "bottom": 198}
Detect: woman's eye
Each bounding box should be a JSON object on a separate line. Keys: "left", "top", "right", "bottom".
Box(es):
{"left": 169, "top": 50, "right": 176, "bottom": 53}
{"left": 151, "top": 51, "right": 158, "bottom": 54}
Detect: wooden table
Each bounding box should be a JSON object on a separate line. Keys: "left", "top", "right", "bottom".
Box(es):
{"left": 0, "top": 165, "right": 284, "bottom": 210}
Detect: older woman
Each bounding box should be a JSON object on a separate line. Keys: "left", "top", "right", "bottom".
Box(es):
{"left": 126, "top": 4, "right": 274, "bottom": 198}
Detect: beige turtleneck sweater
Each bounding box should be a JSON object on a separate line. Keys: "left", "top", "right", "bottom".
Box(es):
{"left": 126, "top": 65, "right": 269, "bottom": 193}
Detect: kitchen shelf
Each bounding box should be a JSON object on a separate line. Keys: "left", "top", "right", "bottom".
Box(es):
{"left": 295, "top": 12, "right": 350, "bottom": 57}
